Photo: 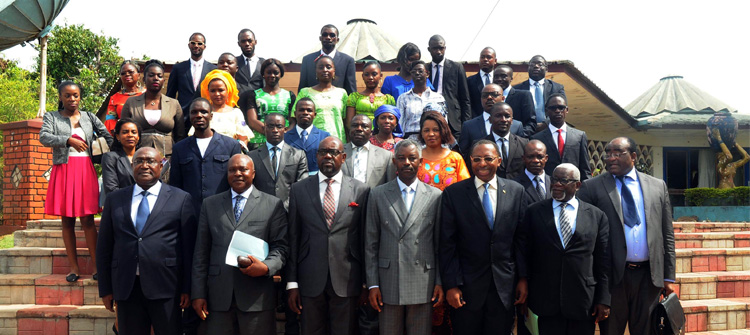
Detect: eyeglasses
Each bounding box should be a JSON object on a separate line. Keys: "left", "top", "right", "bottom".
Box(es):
{"left": 546, "top": 105, "right": 567, "bottom": 111}
{"left": 551, "top": 177, "right": 578, "bottom": 185}
{"left": 471, "top": 156, "right": 498, "bottom": 164}
{"left": 189, "top": 41, "right": 205, "bottom": 46}
{"left": 133, "top": 158, "right": 160, "bottom": 166}
{"left": 120, "top": 70, "right": 136, "bottom": 76}
{"left": 317, "top": 149, "right": 343, "bottom": 157}
{"left": 481, "top": 92, "right": 502, "bottom": 99}
{"left": 603, "top": 152, "right": 630, "bottom": 160}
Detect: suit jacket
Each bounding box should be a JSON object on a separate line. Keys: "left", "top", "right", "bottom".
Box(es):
{"left": 521, "top": 199, "right": 610, "bottom": 320}
{"left": 457, "top": 115, "right": 524, "bottom": 159}
{"left": 248, "top": 143, "right": 309, "bottom": 209}
{"left": 341, "top": 143, "right": 396, "bottom": 189}
{"left": 235, "top": 55, "right": 266, "bottom": 95}
{"left": 285, "top": 126, "right": 331, "bottom": 173}
{"left": 166, "top": 59, "right": 217, "bottom": 111}
{"left": 101, "top": 150, "right": 134, "bottom": 196}
{"left": 531, "top": 125, "right": 592, "bottom": 180}
{"left": 365, "top": 180, "right": 442, "bottom": 305}
{"left": 121, "top": 94, "right": 185, "bottom": 156}
{"left": 513, "top": 78, "right": 566, "bottom": 107}
{"left": 432, "top": 59, "right": 471, "bottom": 135}
{"left": 513, "top": 173, "right": 552, "bottom": 203}
{"left": 439, "top": 177, "right": 528, "bottom": 311}
{"left": 298, "top": 50, "right": 357, "bottom": 94}
{"left": 481, "top": 132, "right": 528, "bottom": 180}
{"left": 191, "top": 188, "right": 288, "bottom": 312}
{"left": 577, "top": 171, "right": 676, "bottom": 288}
{"left": 287, "top": 175, "right": 370, "bottom": 298}
{"left": 169, "top": 132, "right": 243, "bottom": 211}
{"left": 505, "top": 87, "right": 536, "bottom": 137}
{"left": 97, "top": 184, "right": 197, "bottom": 301}
{"left": 467, "top": 71, "right": 487, "bottom": 118}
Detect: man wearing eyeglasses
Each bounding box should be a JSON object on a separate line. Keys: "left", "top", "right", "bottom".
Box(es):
{"left": 166, "top": 33, "right": 217, "bottom": 129}
{"left": 459, "top": 84, "right": 524, "bottom": 161}
{"left": 531, "top": 93, "right": 592, "bottom": 180}
{"left": 287, "top": 136, "right": 370, "bottom": 335}
{"left": 519, "top": 163, "right": 610, "bottom": 335}
{"left": 97, "top": 147, "right": 198, "bottom": 335}
{"left": 439, "top": 139, "right": 528, "bottom": 335}
{"left": 577, "top": 137, "right": 675, "bottom": 335}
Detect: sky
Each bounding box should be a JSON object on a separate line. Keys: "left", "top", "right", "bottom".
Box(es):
{"left": 2, "top": 0, "right": 747, "bottom": 114}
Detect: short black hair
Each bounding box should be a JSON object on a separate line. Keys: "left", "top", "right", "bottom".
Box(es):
{"left": 363, "top": 60, "right": 381, "bottom": 71}
{"left": 545, "top": 93, "right": 567, "bottom": 106}
{"left": 190, "top": 32, "right": 206, "bottom": 42}
{"left": 111, "top": 118, "right": 142, "bottom": 151}
{"left": 266, "top": 112, "right": 285, "bottom": 123}
{"left": 296, "top": 97, "right": 316, "bottom": 110}
{"left": 189, "top": 97, "right": 212, "bottom": 112}
{"left": 143, "top": 59, "right": 164, "bottom": 74}
{"left": 261, "top": 58, "right": 285, "bottom": 78}
{"left": 57, "top": 80, "right": 81, "bottom": 94}
{"left": 237, "top": 28, "right": 255, "bottom": 41}
{"left": 410, "top": 60, "right": 427, "bottom": 72}
{"left": 320, "top": 24, "right": 338, "bottom": 36}
{"left": 470, "top": 139, "right": 500, "bottom": 157}
{"left": 429, "top": 35, "right": 445, "bottom": 44}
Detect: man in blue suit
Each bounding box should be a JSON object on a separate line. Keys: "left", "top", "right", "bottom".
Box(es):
{"left": 97, "top": 147, "right": 197, "bottom": 335}
{"left": 297, "top": 24, "right": 357, "bottom": 94}
{"left": 166, "top": 32, "right": 217, "bottom": 129}
{"left": 285, "top": 97, "right": 331, "bottom": 174}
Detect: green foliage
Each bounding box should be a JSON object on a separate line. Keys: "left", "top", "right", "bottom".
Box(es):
{"left": 0, "top": 234, "right": 13, "bottom": 249}
{"left": 685, "top": 187, "right": 750, "bottom": 206}
{"left": 43, "top": 24, "right": 123, "bottom": 113}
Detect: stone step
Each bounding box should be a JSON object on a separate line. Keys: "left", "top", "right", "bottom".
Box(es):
{"left": 677, "top": 271, "right": 750, "bottom": 300}
{"left": 675, "top": 222, "right": 750, "bottom": 233}
{"left": 688, "top": 330, "right": 750, "bottom": 334}
{"left": 676, "top": 232, "right": 750, "bottom": 249}
{"left": 25, "top": 218, "right": 100, "bottom": 230}
{"left": 682, "top": 298, "right": 750, "bottom": 332}
{"left": 14, "top": 229, "right": 89, "bottom": 248}
{"left": 0, "top": 304, "right": 114, "bottom": 335}
{"left": 0, "top": 247, "right": 95, "bottom": 275}
{"left": 676, "top": 248, "right": 750, "bottom": 273}
{"left": 0, "top": 274, "right": 100, "bottom": 306}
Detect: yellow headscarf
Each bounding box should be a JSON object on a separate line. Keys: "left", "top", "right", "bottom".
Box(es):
{"left": 200, "top": 69, "right": 240, "bottom": 107}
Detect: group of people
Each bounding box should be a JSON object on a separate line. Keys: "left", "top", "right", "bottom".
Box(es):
{"left": 37, "top": 23, "right": 675, "bottom": 335}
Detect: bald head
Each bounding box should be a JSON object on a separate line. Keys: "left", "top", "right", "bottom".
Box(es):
{"left": 317, "top": 136, "right": 346, "bottom": 178}
{"left": 132, "top": 147, "right": 163, "bottom": 189}
{"left": 227, "top": 154, "right": 255, "bottom": 193}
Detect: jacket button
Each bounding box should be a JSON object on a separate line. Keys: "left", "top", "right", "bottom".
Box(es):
{"left": 138, "top": 238, "right": 142, "bottom": 242}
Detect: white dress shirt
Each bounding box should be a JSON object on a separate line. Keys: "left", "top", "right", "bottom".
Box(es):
{"left": 614, "top": 168, "right": 648, "bottom": 262}
{"left": 351, "top": 143, "right": 370, "bottom": 183}
{"left": 482, "top": 111, "right": 492, "bottom": 135}
{"left": 492, "top": 132, "right": 510, "bottom": 159}
{"left": 552, "top": 197, "right": 579, "bottom": 248}
{"left": 296, "top": 124, "right": 314, "bottom": 139}
{"left": 481, "top": 70, "right": 493, "bottom": 86}
{"left": 528, "top": 78, "right": 546, "bottom": 107}
{"left": 548, "top": 123, "right": 568, "bottom": 152}
{"left": 244, "top": 55, "right": 260, "bottom": 77}
{"left": 474, "top": 176, "right": 498, "bottom": 219}
{"left": 131, "top": 181, "right": 162, "bottom": 226}
{"left": 231, "top": 185, "right": 254, "bottom": 209}
{"left": 397, "top": 177, "right": 418, "bottom": 213}
{"left": 321, "top": 49, "right": 337, "bottom": 59}
{"left": 502, "top": 85, "right": 511, "bottom": 99}
{"left": 525, "top": 169, "right": 547, "bottom": 190}
{"left": 431, "top": 59, "right": 446, "bottom": 94}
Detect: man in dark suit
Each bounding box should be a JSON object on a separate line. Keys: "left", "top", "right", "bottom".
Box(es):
{"left": 513, "top": 140, "right": 552, "bottom": 203}
{"left": 483, "top": 102, "right": 528, "bottom": 180}
{"left": 342, "top": 115, "right": 396, "bottom": 189}
{"left": 166, "top": 33, "right": 217, "bottom": 129}
{"left": 285, "top": 97, "right": 331, "bottom": 174}
{"left": 191, "top": 154, "right": 287, "bottom": 335}
{"left": 520, "top": 163, "right": 610, "bottom": 335}
{"left": 467, "top": 47, "right": 496, "bottom": 118}
{"left": 248, "top": 113, "right": 308, "bottom": 209}
{"left": 577, "top": 137, "right": 676, "bottom": 335}
{"left": 97, "top": 147, "right": 197, "bottom": 335}
{"left": 235, "top": 29, "right": 265, "bottom": 95}
{"left": 493, "top": 65, "right": 536, "bottom": 137}
{"left": 287, "top": 136, "right": 370, "bottom": 335}
{"left": 427, "top": 35, "right": 471, "bottom": 137}
{"left": 531, "top": 93, "right": 592, "bottom": 180}
{"left": 513, "top": 55, "right": 565, "bottom": 129}
{"left": 298, "top": 24, "right": 357, "bottom": 94}
{"left": 459, "top": 84, "right": 521, "bottom": 157}
{"left": 169, "top": 98, "right": 243, "bottom": 211}
{"left": 440, "top": 139, "right": 528, "bottom": 335}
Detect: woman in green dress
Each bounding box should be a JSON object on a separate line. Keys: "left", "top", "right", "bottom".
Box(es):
{"left": 294, "top": 55, "right": 348, "bottom": 140}
{"left": 345, "top": 61, "right": 395, "bottom": 135}
{"left": 245, "top": 58, "right": 296, "bottom": 147}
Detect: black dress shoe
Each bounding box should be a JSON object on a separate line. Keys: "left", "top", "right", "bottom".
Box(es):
{"left": 65, "top": 273, "right": 80, "bottom": 282}
{"left": 92, "top": 273, "right": 98, "bottom": 281}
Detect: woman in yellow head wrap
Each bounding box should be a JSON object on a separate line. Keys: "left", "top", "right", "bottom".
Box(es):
{"left": 189, "top": 69, "right": 253, "bottom": 148}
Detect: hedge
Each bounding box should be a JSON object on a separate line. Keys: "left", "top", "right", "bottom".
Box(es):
{"left": 684, "top": 187, "right": 750, "bottom": 206}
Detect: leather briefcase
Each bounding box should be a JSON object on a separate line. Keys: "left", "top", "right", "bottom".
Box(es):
{"left": 652, "top": 292, "right": 686, "bottom": 335}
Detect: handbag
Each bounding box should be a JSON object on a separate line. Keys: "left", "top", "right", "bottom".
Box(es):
{"left": 87, "top": 112, "right": 110, "bottom": 164}
{"left": 652, "top": 292, "right": 686, "bottom": 335}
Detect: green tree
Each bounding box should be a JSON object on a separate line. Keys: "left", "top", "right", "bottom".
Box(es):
{"left": 43, "top": 24, "right": 123, "bottom": 113}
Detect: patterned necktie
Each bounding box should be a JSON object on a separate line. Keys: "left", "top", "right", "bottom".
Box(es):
{"left": 135, "top": 190, "right": 150, "bottom": 235}
{"left": 534, "top": 81, "right": 545, "bottom": 121}
{"left": 271, "top": 147, "right": 279, "bottom": 178}
{"left": 482, "top": 183, "right": 494, "bottom": 229}
{"left": 559, "top": 202, "right": 572, "bottom": 247}
{"left": 617, "top": 176, "right": 640, "bottom": 228}
{"left": 535, "top": 176, "right": 546, "bottom": 198}
{"left": 301, "top": 129, "right": 308, "bottom": 146}
{"left": 557, "top": 129, "right": 565, "bottom": 157}
{"left": 233, "top": 195, "right": 246, "bottom": 226}
{"left": 353, "top": 147, "right": 365, "bottom": 182}
{"left": 323, "top": 179, "right": 336, "bottom": 229}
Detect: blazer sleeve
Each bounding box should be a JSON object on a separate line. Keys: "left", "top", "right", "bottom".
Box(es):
{"left": 180, "top": 193, "right": 198, "bottom": 295}
{"left": 661, "top": 180, "right": 676, "bottom": 281}
{"left": 191, "top": 201, "right": 211, "bottom": 300}
{"left": 168, "top": 146, "right": 184, "bottom": 189}
{"left": 343, "top": 56, "right": 357, "bottom": 95}
{"left": 578, "top": 131, "right": 592, "bottom": 180}
{"left": 88, "top": 112, "right": 114, "bottom": 146}
{"left": 364, "top": 189, "right": 381, "bottom": 288}
{"left": 169, "top": 98, "right": 186, "bottom": 143}
{"left": 262, "top": 199, "right": 289, "bottom": 277}
{"left": 39, "top": 112, "right": 68, "bottom": 148}
{"left": 296, "top": 150, "right": 309, "bottom": 181}
{"left": 297, "top": 56, "right": 310, "bottom": 93}
{"left": 433, "top": 194, "right": 442, "bottom": 286}
{"left": 518, "top": 92, "right": 537, "bottom": 137}
{"left": 96, "top": 194, "right": 115, "bottom": 297}
{"left": 286, "top": 185, "right": 301, "bottom": 283}
{"left": 593, "top": 208, "right": 611, "bottom": 307}
{"left": 101, "top": 153, "right": 120, "bottom": 194}
{"left": 456, "top": 64, "right": 472, "bottom": 124}
{"left": 513, "top": 189, "right": 530, "bottom": 278}
{"left": 439, "top": 188, "right": 462, "bottom": 289}
{"left": 120, "top": 97, "right": 136, "bottom": 120}
{"left": 166, "top": 64, "right": 179, "bottom": 98}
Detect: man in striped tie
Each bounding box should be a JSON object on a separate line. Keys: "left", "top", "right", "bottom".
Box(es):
{"left": 519, "top": 163, "right": 611, "bottom": 335}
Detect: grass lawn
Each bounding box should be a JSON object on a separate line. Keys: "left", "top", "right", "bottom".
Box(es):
{"left": 0, "top": 234, "right": 13, "bottom": 249}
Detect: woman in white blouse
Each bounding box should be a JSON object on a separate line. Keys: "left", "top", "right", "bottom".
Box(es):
{"left": 191, "top": 69, "right": 253, "bottom": 150}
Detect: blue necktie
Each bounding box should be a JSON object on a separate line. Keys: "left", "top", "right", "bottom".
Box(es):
{"left": 482, "top": 183, "right": 494, "bottom": 229}
{"left": 301, "top": 129, "right": 308, "bottom": 146}
{"left": 135, "top": 191, "right": 150, "bottom": 235}
{"left": 233, "top": 195, "right": 246, "bottom": 226}
{"left": 617, "top": 176, "right": 640, "bottom": 228}
{"left": 534, "top": 82, "right": 545, "bottom": 122}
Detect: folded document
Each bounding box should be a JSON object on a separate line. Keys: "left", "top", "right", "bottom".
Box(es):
{"left": 225, "top": 230, "right": 269, "bottom": 267}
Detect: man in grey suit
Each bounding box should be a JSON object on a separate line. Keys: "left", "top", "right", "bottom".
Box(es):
{"left": 287, "top": 136, "right": 370, "bottom": 335}
{"left": 513, "top": 140, "right": 552, "bottom": 204}
{"left": 248, "top": 113, "right": 308, "bottom": 209}
{"left": 365, "top": 139, "right": 443, "bottom": 335}
{"left": 342, "top": 115, "right": 396, "bottom": 189}
{"left": 577, "top": 137, "right": 676, "bottom": 335}
{"left": 191, "top": 154, "right": 288, "bottom": 335}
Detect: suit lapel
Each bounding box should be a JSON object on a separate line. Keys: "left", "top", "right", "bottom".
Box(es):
{"left": 184, "top": 61, "right": 194, "bottom": 91}
{"left": 141, "top": 185, "right": 171, "bottom": 236}
{"left": 221, "top": 191, "right": 236, "bottom": 229}
{"left": 332, "top": 176, "right": 354, "bottom": 228}
{"left": 237, "top": 188, "right": 260, "bottom": 226}
{"left": 567, "top": 204, "right": 589, "bottom": 249}
{"left": 306, "top": 178, "right": 327, "bottom": 226}
{"left": 543, "top": 201, "right": 564, "bottom": 250}
{"left": 542, "top": 130, "right": 561, "bottom": 161}
{"left": 305, "top": 128, "right": 319, "bottom": 150}
{"left": 202, "top": 133, "right": 221, "bottom": 158}
{"left": 344, "top": 143, "right": 354, "bottom": 175}
{"left": 366, "top": 147, "right": 384, "bottom": 183}
{"left": 237, "top": 56, "right": 252, "bottom": 81}
{"left": 384, "top": 180, "right": 408, "bottom": 225}
{"left": 285, "top": 130, "right": 302, "bottom": 148}
{"left": 492, "top": 178, "right": 507, "bottom": 234}
{"left": 603, "top": 172, "right": 624, "bottom": 225}
{"left": 465, "top": 178, "right": 489, "bottom": 229}
{"left": 258, "top": 146, "right": 275, "bottom": 180}
{"left": 117, "top": 153, "right": 134, "bottom": 181}
{"left": 186, "top": 137, "right": 201, "bottom": 159}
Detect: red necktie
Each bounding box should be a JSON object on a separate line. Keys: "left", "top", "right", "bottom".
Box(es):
{"left": 557, "top": 129, "right": 565, "bottom": 157}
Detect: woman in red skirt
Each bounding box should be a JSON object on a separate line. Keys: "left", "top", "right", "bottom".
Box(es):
{"left": 40, "top": 81, "right": 113, "bottom": 282}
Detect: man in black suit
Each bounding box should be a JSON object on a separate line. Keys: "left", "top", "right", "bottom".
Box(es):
{"left": 248, "top": 113, "right": 308, "bottom": 210}
{"left": 531, "top": 93, "right": 592, "bottom": 180}
{"left": 484, "top": 102, "right": 528, "bottom": 180}
{"left": 520, "top": 163, "right": 610, "bottom": 335}
{"left": 467, "top": 47, "right": 496, "bottom": 118}
{"left": 287, "top": 136, "right": 370, "bottom": 335}
{"left": 97, "top": 147, "right": 197, "bottom": 335}
{"left": 235, "top": 29, "right": 265, "bottom": 95}
{"left": 458, "top": 84, "right": 514, "bottom": 157}
{"left": 513, "top": 140, "right": 552, "bottom": 203}
{"left": 493, "top": 65, "right": 536, "bottom": 137}
{"left": 577, "top": 137, "right": 676, "bottom": 335}
{"left": 191, "top": 154, "right": 288, "bottom": 335}
{"left": 440, "top": 139, "right": 528, "bottom": 335}
{"left": 513, "top": 55, "right": 565, "bottom": 129}
{"left": 427, "top": 35, "right": 471, "bottom": 137}
{"left": 298, "top": 24, "right": 357, "bottom": 94}
{"left": 166, "top": 33, "right": 217, "bottom": 129}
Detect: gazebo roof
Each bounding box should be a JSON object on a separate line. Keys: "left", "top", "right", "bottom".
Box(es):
{"left": 0, "top": 0, "right": 70, "bottom": 51}
{"left": 294, "top": 18, "right": 403, "bottom": 63}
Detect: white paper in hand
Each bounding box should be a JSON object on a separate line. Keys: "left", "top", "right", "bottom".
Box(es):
{"left": 225, "top": 230, "right": 269, "bottom": 268}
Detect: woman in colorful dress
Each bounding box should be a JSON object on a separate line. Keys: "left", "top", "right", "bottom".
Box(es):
{"left": 417, "top": 111, "right": 470, "bottom": 190}
{"left": 369, "top": 104, "right": 403, "bottom": 152}
{"left": 194, "top": 69, "right": 254, "bottom": 150}
{"left": 40, "top": 81, "right": 113, "bottom": 283}
{"left": 294, "top": 55, "right": 348, "bottom": 140}
{"left": 100, "top": 60, "right": 144, "bottom": 135}
{"left": 381, "top": 42, "right": 434, "bottom": 101}
{"left": 345, "top": 61, "right": 395, "bottom": 134}
{"left": 244, "top": 58, "right": 296, "bottom": 149}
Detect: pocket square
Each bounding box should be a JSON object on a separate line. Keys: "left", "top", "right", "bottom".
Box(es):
{"left": 348, "top": 202, "right": 359, "bottom": 207}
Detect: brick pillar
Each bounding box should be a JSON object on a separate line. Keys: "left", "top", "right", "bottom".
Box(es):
{"left": 0, "top": 118, "right": 57, "bottom": 235}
